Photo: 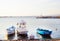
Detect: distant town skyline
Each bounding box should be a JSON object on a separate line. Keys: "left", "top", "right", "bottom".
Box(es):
{"left": 0, "top": 0, "right": 60, "bottom": 16}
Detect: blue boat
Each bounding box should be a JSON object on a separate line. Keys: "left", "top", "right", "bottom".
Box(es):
{"left": 37, "top": 28, "right": 52, "bottom": 39}
{"left": 7, "top": 26, "right": 15, "bottom": 35}
{"left": 7, "top": 26, "right": 15, "bottom": 39}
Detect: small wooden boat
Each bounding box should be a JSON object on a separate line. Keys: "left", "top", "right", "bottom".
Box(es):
{"left": 7, "top": 26, "right": 15, "bottom": 40}
{"left": 37, "top": 28, "right": 52, "bottom": 39}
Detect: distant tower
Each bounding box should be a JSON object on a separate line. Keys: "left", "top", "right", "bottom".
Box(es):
{"left": 40, "top": 12, "right": 43, "bottom": 17}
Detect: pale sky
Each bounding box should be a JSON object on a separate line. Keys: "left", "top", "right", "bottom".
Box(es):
{"left": 0, "top": 0, "right": 60, "bottom": 16}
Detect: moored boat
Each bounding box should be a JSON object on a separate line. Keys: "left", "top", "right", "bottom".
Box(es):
{"left": 7, "top": 26, "right": 15, "bottom": 40}
{"left": 37, "top": 28, "right": 52, "bottom": 39}
{"left": 17, "top": 20, "right": 28, "bottom": 39}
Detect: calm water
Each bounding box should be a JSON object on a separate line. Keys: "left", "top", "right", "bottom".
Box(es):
{"left": 0, "top": 17, "right": 60, "bottom": 40}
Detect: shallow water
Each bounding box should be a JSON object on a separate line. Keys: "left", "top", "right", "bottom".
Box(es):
{"left": 0, "top": 17, "right": 60, "bottom": 40}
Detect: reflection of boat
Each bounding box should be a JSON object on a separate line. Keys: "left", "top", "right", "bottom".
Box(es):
{"left": 17, "top": 20, "right": 28, "bottom": 39}
{"left": 37, "top": 28, "right": 52, "bottom": 39}
{"left": 7, "top": 26, "right": 15, "bottom": 39}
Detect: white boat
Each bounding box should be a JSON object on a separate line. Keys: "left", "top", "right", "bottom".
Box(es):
{"left": 17, "top": 20, "right": 28, "bottom": 39}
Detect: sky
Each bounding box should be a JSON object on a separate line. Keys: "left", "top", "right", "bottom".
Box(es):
{"left": 0, "top": 0, "right": 60, "bottom": 16}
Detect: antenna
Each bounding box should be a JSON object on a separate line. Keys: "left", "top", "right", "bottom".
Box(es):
{"left": 40, "top": 12, "right": 43, "bottom": 17}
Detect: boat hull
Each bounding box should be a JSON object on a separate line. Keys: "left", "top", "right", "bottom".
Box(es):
{"left": 17, "top": 31, "right": 28, "bottom": 39}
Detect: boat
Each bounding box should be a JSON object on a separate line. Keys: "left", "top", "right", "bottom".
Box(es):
{"left": 7, "top": 26, "right": 15, "bottom": 39}
{"left": 37, "top": 28, "right": 52, "bottom": 39}
{"left": 17, "top": 20, "right": 28, "bottom": 39}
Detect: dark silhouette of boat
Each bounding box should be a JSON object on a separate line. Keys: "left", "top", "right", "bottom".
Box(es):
{"left": 7, "top": 26, "right": 15, "bottom": 40}
{"left": 37, "top": 28, "right": 52, "bottom": 39}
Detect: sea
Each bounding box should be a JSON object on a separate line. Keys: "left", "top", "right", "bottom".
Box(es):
{"left": 0, "top": 16, "right": 60, "bottom": 40}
